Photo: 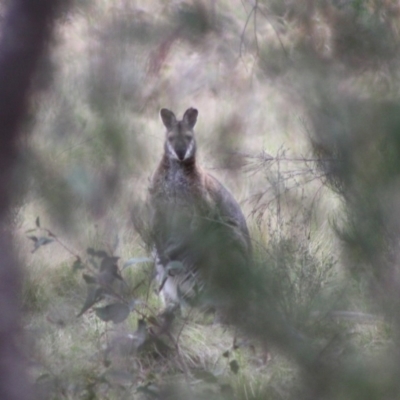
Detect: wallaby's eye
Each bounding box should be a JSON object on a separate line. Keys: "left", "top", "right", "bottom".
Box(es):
{"left": 185, "top": 134, "right": 192, "bottom": 140}
{"left": 167, "top": 133, "right": 176, "bottom": 141}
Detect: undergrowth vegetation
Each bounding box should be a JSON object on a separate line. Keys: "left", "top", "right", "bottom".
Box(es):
{"left": 23, "top": 198, "right": 348, "bottom": 399}
{"left": 9, "top": 0, "right": 400, "bottom": 398}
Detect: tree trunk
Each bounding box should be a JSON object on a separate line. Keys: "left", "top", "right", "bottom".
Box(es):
{"left": 0, "top": 1, "right": 68, "bottom": 399}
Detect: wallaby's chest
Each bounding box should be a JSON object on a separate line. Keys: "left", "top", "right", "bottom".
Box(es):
{"left": 154, "top": 164, "right": 201, "bottom": 205}
{"left": 166, "top": 167, "right": 194, "bottom": 195}
{"left": 150, "top": 164, "right": 213, "bottom": 243}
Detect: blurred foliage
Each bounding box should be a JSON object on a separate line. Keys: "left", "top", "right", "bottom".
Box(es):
{"left": 12, "top": 0, "right": 400, "bottom": 399}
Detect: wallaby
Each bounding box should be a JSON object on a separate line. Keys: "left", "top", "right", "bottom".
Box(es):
{"left": 148, "top": 107, "right": 251, "bottom": 308}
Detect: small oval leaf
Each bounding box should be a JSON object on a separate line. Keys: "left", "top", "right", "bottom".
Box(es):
{"left": 83, "top": 274, "right": 96, "bottom": 284}
{"left": 95, "top": 303, "right": 130, "bottom": 324}
{"left": 229, "top": 360, "right": 239, "bottom": 374}
{"left": 77, "top": 286, "right": 104, "bottom": 317}
{"left": 86, "top": 247, "right": 96, "bottom": 256}
{"left": 72, "top": 259, "right": 84, "bottom": 271}
{"left": 40, "top": 237, "right": 53, "bottom": 246}
{"left": 100, "top": 256, "right": 120, "bottom": 272}
{"left": 95, "top": 250, "right": 109, "bottom": 259}
{"left": 31, "top": 237, "right": 54, "bottom": 253}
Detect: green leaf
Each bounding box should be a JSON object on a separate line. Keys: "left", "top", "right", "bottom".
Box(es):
{"left": 96, "top": 250, "right": 109, "bottom": 258}
{"left": 229, "top": 360, "right": 239, "bottom": 374}
{"left": 122, "top": 257, "right": 152, "bottom": 270}
{"left": 72, "top": 259, "right": 84, "bottom": 271}
{"left": 38, "top": 237, "right": 53, "bottom": 246}
{"left": 97, "top": 261, "right": 123, "bottom": 286}
{"left": 100, "top": 256, "right": 120, "bottom": 272}
{"left": 31, "top": 237, "right": 54, "bottom": 253}
{"left": 94, "top": 303, "right": 130, "bottom": 323}
{"left": 86, "top": 247, "right": 96, "bottom": 256}
{"left": 77, "top": 286, "right": 104, "bottom": 317}
{"left": 83, "top": 274, "right": 96, "bottom": 284}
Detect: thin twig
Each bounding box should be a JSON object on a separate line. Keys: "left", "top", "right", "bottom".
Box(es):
{"left": 256, "top": 5, "right": 289, "bottom": 58}
{"left": 43, "top": 228, "right": 81, "bottom": 259}
{"left": 239, "top": 6, "right": 256, "bottom": 58}
{"left": 253, "top": 0, "right": 259, "bottom": 56}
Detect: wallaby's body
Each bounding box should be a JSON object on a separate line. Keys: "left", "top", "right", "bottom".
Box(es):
{"left": 149, "top": 108, "right": 251, "bottom": 306}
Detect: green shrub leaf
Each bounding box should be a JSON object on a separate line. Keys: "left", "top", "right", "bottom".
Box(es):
{"left": 77, "top": 286, "right": 104, "bottom": 317}
{"left": 82, "top": 274, "right": 96, "bottom": 284}
{"left": 229, "top": 360, "right": 239, "bottom": 374}
{"left": 72, "top": 259, "right": 84, "bottom": 271}
{"left": 31, "top": 236, "right": 54, "bottom": 253}
{"left": 94, "top": 303, "right": 130, "bottom": 323}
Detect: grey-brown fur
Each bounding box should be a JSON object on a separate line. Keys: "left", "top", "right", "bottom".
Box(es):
{"left": 149, "top": 108, "right": 251, "bottom": 306}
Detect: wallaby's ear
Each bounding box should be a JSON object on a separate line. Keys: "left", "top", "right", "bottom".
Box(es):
{"left": 182, "top": 108, "right": 198, "bottom": 129}
{"left": 160, "top": 109, "right": 176, "bottom": 130}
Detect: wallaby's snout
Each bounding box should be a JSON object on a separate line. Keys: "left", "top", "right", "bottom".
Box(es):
{"left": 173, "top": 139, "right": 188, "bottom": 161}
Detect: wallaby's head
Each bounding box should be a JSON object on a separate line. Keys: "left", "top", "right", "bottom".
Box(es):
{"left": 160, "top": 107, "right": 198, "bottom": 162}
